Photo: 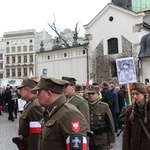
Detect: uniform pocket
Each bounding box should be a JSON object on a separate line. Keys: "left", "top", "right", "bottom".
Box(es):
{"left": 43, "top": 120, "right": 56, "bottom": 138}
{"left": 95, "top": 113, "right": 104, "bottom": 122}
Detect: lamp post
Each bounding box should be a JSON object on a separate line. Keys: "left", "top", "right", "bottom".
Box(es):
{"left": 83, "top": 42, "right": 89, "bottom": 82}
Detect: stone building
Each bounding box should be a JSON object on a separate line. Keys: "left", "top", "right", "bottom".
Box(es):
{"left": 84, "top": 2, "right": 150, "bottom": 84}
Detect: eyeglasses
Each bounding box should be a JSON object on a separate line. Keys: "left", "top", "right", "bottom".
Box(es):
{"left": 88, "top": 93, "right": 95, "bottom": 95}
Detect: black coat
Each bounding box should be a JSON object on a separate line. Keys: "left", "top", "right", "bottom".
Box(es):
{"left": 5, "top": 89, "right": 14, "bottom": 108}
{"left": 117, "top": 90, "right": 125, "bottom": 113}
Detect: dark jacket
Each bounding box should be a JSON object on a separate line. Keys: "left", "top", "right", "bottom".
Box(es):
{"left": 19, "top": 96, "right": 44, "bottom": 150}
{"left": 39, "top": 95, "right": 88, "bottom": 150}
{"left": 110, "top": 89, "right": 120, "bottom": 113}
{"left": 117, "top": 90, "right": 125, "bottom": 113}
{"left": 123, "top": 102, "right": 150, "bottom": 150}
{"left": 5, "top": 88, "right": 14, "bottom": 108}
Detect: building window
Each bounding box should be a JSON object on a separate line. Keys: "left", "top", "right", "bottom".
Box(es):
{"left": 12, "top": 68, "right": 15, "bottom": 77}
{"left": 24, "top": 56, "right": 27, "bottom": 63}
{"left": 18, "top": 56, "right": 21, "bottom": 63}
{"left": 24, "top": 68, "right": 27, "bottom": 76}
{"left": 110, "top": 62, "right": 117, "bottom": 77}
{"left": 0, "top": 54, "right": 3, "bottom": 60}
{"left": 12, "top": 47, "right": 15, "bottom": 52}
{"left": 64, "top": 53, "right": 67, "bottom": 57}
{"left": 7, "top": 42, "right": 9, "bottom": 45}
{"left": 23, "top": 46, "right": 27, "bottom": 52}
{"left": 6, "top": 47, "right": 10, "bottom": 53}
{"left": 30, "top": 39, "right": 33, "bottom": 43}
{"left": 83, "top": 50, "right": 86, "bottom": 55}
{"left": 0, "top": 63, "right": 3, "bottom": 69}
{"left": 0, "top": 74, "right": 3, "bottom": 78}
{"left": 6, "top": 69, "right": 10, "bottom": 77}
{"left": 29, "top": 45, "right": 33, "bottom": 51}
{"left": 18, "top": 68, "right": 21, "bottom": 77}
{"left": 6, "top": 57, "right": 10, "bottom": 64}
{"left": 17, "top": 46, "right": 21, "bottom": 52}
{"left": 30, "top": 55, "right": 33, "bottom": 62}
{"left": 12, "top": 56, "right": 15, "bottom": 63}
{"left": 108, "top": 38, "right": 118, "bottom": 54}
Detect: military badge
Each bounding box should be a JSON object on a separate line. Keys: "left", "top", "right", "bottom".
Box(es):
{"left": 71, "top": 122, "right": 80, "bottom": 132}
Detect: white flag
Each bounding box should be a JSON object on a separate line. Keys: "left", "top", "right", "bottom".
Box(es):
{"left": 29, "top": 70, "right": 34, "bottom": 80}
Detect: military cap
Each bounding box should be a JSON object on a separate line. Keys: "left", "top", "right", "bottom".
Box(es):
{"left": 75, "top": 84, "right": 83, "bottom": 92}
{"left": 62, "top": 76, "right": 76, "bottom": 86}
{"left": 86, "top": 85, "right": 100, "bottom": 93}
{"left": 132, "top": 82, "right": 147, "bottom": 94}
{"left": 17, "top": 78, "right": 38, "bottom": 89}
{"left": 32, "top": 77, "right": 70, "bottom": 94}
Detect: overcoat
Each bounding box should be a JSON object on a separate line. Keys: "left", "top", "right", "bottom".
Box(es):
{"left": 123, "top": 102, "right": 150, "bottom": 150}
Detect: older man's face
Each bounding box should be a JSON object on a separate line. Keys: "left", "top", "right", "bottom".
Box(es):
{"left": 37, "top": 89, "right": 51, "bottom": 107}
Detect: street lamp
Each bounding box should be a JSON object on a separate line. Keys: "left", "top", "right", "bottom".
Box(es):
{"left": 83, "top": 41, "right": 89, "bottom": 82}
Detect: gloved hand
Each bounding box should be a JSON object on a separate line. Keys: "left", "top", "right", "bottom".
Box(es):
{"left": 12, "top": 135, "right": 23, "bottom": 148}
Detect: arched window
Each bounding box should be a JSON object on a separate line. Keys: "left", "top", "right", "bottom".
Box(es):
{"left": 108, "top": 38, "right": 118, "bottom": 54}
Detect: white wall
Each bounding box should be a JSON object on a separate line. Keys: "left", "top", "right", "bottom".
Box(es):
{"left": 37, "top": 47, "right": 87, "bottom": 84}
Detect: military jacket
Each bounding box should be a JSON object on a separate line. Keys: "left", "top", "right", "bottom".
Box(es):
{"left": 39, "top": 95, "right": 88, "bottom": 150}
{"left": 67, "top": 93, "right": 90, "bottom": 126}
{"left": 89, "top": 100, "right": 115, "bottom": 146}
{"left": 19, "top": 96, "right": 44, "bottom": 150}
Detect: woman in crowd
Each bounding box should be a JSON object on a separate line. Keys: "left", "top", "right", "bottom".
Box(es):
{"left": 122, "top": 82, "right": 150, "bottom": 150}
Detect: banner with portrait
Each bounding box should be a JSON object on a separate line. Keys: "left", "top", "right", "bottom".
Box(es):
{"left": 116, "top": 57, "right": 137, "bottom": 84}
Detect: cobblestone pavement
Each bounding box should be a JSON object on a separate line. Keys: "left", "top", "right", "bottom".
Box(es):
{"left": 0, "top": 111, "right": 122, "bottom": 150}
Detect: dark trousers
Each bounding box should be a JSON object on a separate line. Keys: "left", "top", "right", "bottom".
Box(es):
{"left": 112, "top": 112, "right": 118, "bottom": 132}
{"left": 8, "top": 105, "right": 14, "bottom": 121}
{"left": 89, "top": 144, "right": 108, "bottom": 150}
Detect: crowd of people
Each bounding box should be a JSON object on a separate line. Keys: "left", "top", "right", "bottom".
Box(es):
{"left": 1, "top": 76, "right": 150, "bottom": 150}
{"left": 0, "top": 84, "right": 20, "bottom": 121}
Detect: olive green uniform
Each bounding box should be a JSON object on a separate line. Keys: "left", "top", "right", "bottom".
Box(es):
{"left": 67, "top": 93, "right": 90, "bottom": 126}
{"left": 89, "top": 100, "right": 115, "bottom": 150}
{"left": 39, "top": 95, "right": 88, "bottom": 150}
{"left": 19, "top": 96, "right": 44, "bottom": 150}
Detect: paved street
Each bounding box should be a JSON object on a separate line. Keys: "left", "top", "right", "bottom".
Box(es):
{"left": 0, "top": 111, "right": 20, "bottom": 150}
{"left": 0, "top": 111, "right": 122, "bottom": 150}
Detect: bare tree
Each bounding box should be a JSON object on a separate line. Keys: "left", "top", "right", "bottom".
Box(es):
{"left": 48, "top": 15, "right": 69, "bottom": 47}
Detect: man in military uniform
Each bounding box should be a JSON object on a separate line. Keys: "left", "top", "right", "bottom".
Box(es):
{"left": 75, "top": 84, "right": 83, "bottom": 96}
{"left": 87, "top": 86, "right": 115, "bottom": 150}
{"left": 62, "top": 76, "right": 90, "bottom": 125}
{"left": 12, "top": 78, "right": 44, "bottom": 150}
{"left": 32, "top": 77, "right": 88, "bottom": 150}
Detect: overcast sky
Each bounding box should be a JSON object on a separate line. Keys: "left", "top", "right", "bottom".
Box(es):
{"left": 0, "top": 0, "right": 111, "bottom": 37}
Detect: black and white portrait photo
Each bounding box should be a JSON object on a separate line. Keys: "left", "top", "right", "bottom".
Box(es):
{"left": 43, "top": 69, "right": 47, "bottom": 76}
{"left": 116, "top": 57, "right": 137, "bottom": 84}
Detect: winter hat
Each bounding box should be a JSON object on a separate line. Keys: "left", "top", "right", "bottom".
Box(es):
{"left": 132, "top": 82, "right": 147, "bottom": 94}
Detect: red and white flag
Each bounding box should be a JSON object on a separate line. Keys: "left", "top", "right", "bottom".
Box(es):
{"left": 29, "top": 121, "right": 41, "bottom": 134}
{"left": 29, "top": 70, "right": 34, "bottom": 80}
{"left": 85, "top": 79, "right": 93, "bottom": 87}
